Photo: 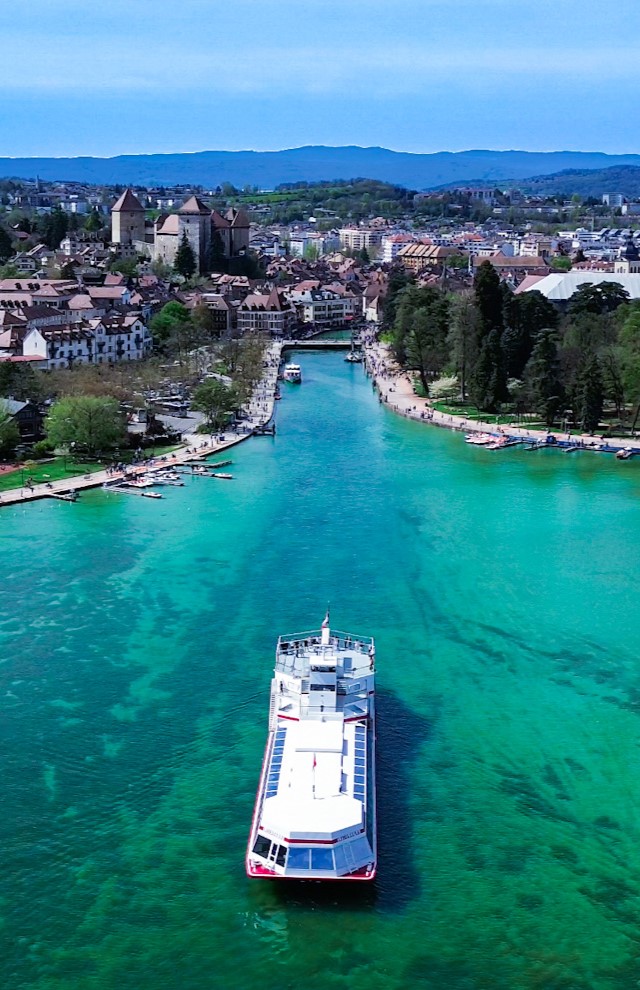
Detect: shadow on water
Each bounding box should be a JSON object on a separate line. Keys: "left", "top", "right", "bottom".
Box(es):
{"left": 272, "top": 687, "right": 432, "bottom": 914}
{"left": 375, "top": 687, "right": 432, "bottom": 911}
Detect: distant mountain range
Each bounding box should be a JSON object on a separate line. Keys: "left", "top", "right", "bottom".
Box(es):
{"left": 516, "top": 165, "right": 640, "bottom": 200}
{"left": 2, "top": 146, "right": 640, "bottom": 191}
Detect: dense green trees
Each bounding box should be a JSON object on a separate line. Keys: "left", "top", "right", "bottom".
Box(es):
{"left": 38, "top": 206, "right": 69, "bottom": 250}
{"left": 0, "top": 225, "right": 13, "bottom": 262}
{"left": 389, "top": 262, "right": 640, "bottom": 431}
{"left": 191, "top": 379, "right": 241, "bottom": 431}
{"left": 392, "top": 286, "right": 449, "bottom": 385}
{"left": 0, "top": 401, "right": 20, "bottom": 456}
{"left": 149, "top": 301, "right": 193, "bottom": 358}
{"left": 45, "top": 396, "right": 126, "bottom": 455}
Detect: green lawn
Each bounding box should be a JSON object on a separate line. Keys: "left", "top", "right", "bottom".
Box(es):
{"left": 0, "top": 445, "right": 181, "bottom": 493}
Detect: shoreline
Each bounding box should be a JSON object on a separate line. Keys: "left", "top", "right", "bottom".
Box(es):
{"left": 363, "top": 340, "right": 640, "bottom": 455}
{"left": 0, "top": 342, "right": 283, "bottom": 509}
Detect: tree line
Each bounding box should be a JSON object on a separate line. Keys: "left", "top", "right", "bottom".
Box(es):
{"left": 389, "top": 261, "right": 640, "bottom": 432}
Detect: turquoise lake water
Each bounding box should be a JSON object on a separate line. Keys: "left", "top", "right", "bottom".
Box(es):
{"left": 2, "top": 351, "right": 640, "bottom": 990}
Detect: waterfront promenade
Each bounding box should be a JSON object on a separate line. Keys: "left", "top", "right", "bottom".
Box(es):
{"left": 0, "top": 342, "right": 282, "bottom": 509}
{"left": 364, "top": 340, "right": 640, "bottom": 453}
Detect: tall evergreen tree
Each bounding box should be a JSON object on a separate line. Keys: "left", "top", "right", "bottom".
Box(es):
{"left": 383, "top": 268, "right": 414, "bottom": 326}
{"left": 575, "top": 353, "right": 604, "bottom": 433}
{"left": 447, "top": 292, "right": 479, "bottom": 401}
{"left": 502, "top": 290, "right": 558, "bottom": 379}
{"left": 205, "top": 230, "right": 228, "bottom": 274}
{"left": 175, "top": 230, "right": 196, "bottom": 278}
{"left": 568, "top": 282, "right": 630, "bottom": 317}
{"left": 473, "top": 261, "right": 504, "bottom": 343}
{"left": 470, "top": 328, "right": 508, "bottom": 412}
{"left": 524, "top": 329, "right": 564, "bottom": 428}
{"left": 0, "top": 225, "right": 12, "bottom": 262}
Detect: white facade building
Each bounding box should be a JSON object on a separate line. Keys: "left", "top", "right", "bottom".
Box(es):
{"left": 22, "top": 316, "right": 152, "bottom": 369}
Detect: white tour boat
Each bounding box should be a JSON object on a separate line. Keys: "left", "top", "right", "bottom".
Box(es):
{"left": 246, "top": 612, "right": 377, "bottom": 881}
{"left": 283, "top": 363, "right": 302, "bottom": 383}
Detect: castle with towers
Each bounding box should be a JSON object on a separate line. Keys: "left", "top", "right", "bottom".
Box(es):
{"left": 111, "top": 189, "right": 250, "bottom": 272}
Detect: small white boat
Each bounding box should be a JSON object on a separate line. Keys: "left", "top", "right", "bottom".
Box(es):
{"left": 616, "top": 447, "right": 634, "bottom": 460}
{"left": 146, "top": 473, "right": 184, "bottom": 486}
{"left": 283, "top": 363, "right": 302, "bottom": 383}
{"left": 465, "top": 432, "right": 495, "bottom": 446}
{"left": 123, "top": 477, "right": 155, "bottom": 489}
{"left": 211, "top": 472, "right": 233, "bottom": 480}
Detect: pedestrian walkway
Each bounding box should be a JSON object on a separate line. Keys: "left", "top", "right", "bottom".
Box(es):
{"left": 363, "top": 340, "right": 640, "bottom": 453}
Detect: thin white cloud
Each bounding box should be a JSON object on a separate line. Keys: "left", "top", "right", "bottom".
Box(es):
{"left": 2, "top": 41, "right": 639, "bottom": 97}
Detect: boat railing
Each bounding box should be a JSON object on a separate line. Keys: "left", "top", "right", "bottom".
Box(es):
{"left": 277, "top": 629, "right": 374, "bottom": 651}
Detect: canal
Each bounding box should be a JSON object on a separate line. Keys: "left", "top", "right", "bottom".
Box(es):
{"left": 2, "top": 351, "right": 640, "bottom": 989}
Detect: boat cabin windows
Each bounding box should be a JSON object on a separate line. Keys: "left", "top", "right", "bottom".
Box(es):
{"left": 286, "top": 846, "right": 335, "bottom": 872}
{"left": 252, "top": 834, "right": 271, "bottom": 858}
{"left": 311, "top": 848, "right": 334, "bottom": 871}
{"left": 252, "top": 834, "right": 287, "bottom": 868}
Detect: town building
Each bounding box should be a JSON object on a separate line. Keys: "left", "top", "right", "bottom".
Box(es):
{"left": 614, "top": 237, "right": 640, "bottom": 274}
{"left": 288, "top": 287, "right": 358, "bottom": 327}
{"left": 237, "top": 288, "right": 296, "bottom": 336}
{"left": 22, "top": 315, "right": 152, "bottom": 369}
{"left": 338, "top": 228, "right": 383, "bottom": 252}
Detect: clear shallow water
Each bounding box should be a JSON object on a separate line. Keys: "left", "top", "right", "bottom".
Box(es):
{"left": 2, "top": 352, "right": 640, "bottom": 990}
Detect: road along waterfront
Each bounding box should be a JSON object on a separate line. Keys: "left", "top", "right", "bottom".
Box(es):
{"left": 2, "top": 351, "right": 640, "bottom": 990}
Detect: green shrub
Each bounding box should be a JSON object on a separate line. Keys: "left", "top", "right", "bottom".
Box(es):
{"left": 32, "top": 439, "right": 55, "bottom": 458}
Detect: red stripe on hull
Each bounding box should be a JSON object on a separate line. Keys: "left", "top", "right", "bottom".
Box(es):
{"left": 246, "top": 863, "right": 376, "bottom": 881}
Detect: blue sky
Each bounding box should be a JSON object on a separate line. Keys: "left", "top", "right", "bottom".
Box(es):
{"left": 2, "top": 0, "right": 639, "bottom": 157}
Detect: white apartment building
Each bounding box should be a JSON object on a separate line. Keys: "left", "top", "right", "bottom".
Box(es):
{"left": 338, "top": 228, "right": 383, "bottom": 252}
{"left": 289, "top": 288, "right": 358, "bottom": 327}
{"left": 22, "top": 316, "right": 152, "bottom": 369}
{"left": 289, "top": 232, "right": 339, "bottom": 258}
{"left": 381, "top": 234, "right": 415, "bottom": 264}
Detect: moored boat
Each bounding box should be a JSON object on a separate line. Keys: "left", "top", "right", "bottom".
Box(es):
{"left": 465, "top": 432, "right": 495, "bottom": 445}
{"left": 246, "top": 612, "right": 377, "bottom": 881}
{"left": 283, "top": 363, "right": 302, "bottom": 383}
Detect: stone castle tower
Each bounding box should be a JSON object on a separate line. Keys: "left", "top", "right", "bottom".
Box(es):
{"left": 111, "top": 189, "right": 146, "bottom": 246}
{"left": 177, "top": 196, "right": 211, "bottom": 272}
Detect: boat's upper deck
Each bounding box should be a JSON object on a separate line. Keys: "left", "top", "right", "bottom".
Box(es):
{"left": 276, "top": 628, "right": 375, "bottom": 680}
{"left": 261, "top": 717, "right": 369, "bottom": 842}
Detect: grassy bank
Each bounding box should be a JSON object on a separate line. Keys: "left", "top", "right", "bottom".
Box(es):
{"left": 0, "top": 445, "right": 180, "bottom": 493}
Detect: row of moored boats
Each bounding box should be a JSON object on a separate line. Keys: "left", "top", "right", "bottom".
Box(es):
{"left": 465, "top": 432, "right": 637, "bottom": 458}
